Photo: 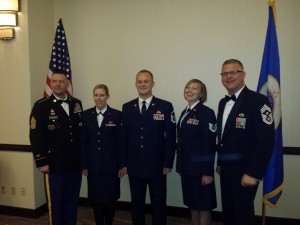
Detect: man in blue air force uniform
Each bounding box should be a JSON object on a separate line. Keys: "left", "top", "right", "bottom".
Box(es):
{"left": 217, "top": 59, "right": 275, "bottom": 225}
{"left": 120, "top": 70, "right": 176, "bottom": 225}
{"left": 29, "top": 73, "right": 83, "bottom": 225}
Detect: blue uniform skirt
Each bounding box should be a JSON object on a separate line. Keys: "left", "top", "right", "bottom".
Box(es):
{"left": 181, "top": 175, "right": 217, "bottom": 210}
{"left": 87, "top": 171, "right": 120, "bottom": 204}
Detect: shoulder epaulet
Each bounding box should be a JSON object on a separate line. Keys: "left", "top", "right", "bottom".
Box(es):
{"left": 36, "top": 96, "right": 50, "bottom": 104}
{"left": 69, "top": 96, "right": 81, "bottom": 101}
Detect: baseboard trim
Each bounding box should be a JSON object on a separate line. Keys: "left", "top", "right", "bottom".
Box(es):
{"left": 1, "top": 143, "right": 300, "bottom": 155}
{"left": 1, "top": 199, "right": 299, "bottom": 225}
{"left": 80, "top": 199, "right": 300, "bottom": 225}
{"left": 0, "top": 203, "right": 47, "bottom": 218}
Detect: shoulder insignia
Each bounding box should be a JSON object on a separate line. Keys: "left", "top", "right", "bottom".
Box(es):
{"left": 36, "top": 97, "right": 49, "bottom": 104}
{"left": 74, "top": 103, "right": 82, "bottom": 113}
{"left": 30, "top": 116, "right": 36, "bottom": 129}
{"left": 69, "top": 96, "right": 80, "bottom": 101}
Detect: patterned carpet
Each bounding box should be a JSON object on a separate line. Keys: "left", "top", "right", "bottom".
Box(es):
{"left": 0, "top": 206, "right": 222, "bottom": 225}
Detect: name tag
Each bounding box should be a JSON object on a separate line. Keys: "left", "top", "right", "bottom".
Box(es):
{"left": 106, "top": 123, "right": 117, "bottom": 127}
{"left": 49, "top": 116, "right": 58, "bottom": 120}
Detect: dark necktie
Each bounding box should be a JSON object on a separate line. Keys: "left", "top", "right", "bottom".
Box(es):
{"left": 141, "top": 101, "right": 147, "bottom": 115}
{"left": 225, "top": 95, "right": 236, "bottom": 102}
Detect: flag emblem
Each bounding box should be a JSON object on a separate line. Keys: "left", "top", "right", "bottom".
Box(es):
{"left": 44, "top": 19, "right": 73, "bottom": 97}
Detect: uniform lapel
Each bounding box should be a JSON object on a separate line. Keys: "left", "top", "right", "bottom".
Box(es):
{"left": 222, "top": 87, "right": 248, "bottom": 140}
{"left": 91, "top": 107, "right": 99, "bottom": 129}
{"left": 178, "top": 109, "right": 186, "bottom": 129}
{"left": 50, "top": 94, "right": 69, "bottom": 118}
{"left": 180, "top": 102, "right": 202, "bottom": 128}
{"left": 217, "top": 100, "right": 226, "bottom": 140}
{"left": 68, "top": 98, "right": 76, "bottom": 118}
{"left": 141, "top": 97, "right": 157, "bottom": 124}
{"left": 132, "top": 98, "right": 141, "bottom": 118}
{"left": 100, "top": 106, "right": 112, "bottom": 129}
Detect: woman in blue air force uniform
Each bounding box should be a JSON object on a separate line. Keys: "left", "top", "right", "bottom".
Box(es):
{"left": 176, "top": 79, "right": 217, "bottom": 225}
{"left": 81, "top": 84, "right": 123, "bottom": 225}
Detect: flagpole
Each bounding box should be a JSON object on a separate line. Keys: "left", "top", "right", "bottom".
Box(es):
{"left": 262, "top": 201, "right": 266, "bottom": 225}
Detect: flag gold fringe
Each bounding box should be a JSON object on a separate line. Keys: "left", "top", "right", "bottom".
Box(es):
{"left": 263, "top": 183, "right": 284, "bottom": 208}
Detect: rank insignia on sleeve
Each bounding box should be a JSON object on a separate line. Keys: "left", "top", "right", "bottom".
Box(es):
{"left": 260, "top": 104, "right": 273, "bottom": 125}
{"left": 209, "top": 123, "right": 217, "bottom": 132}
{"left": 30, "top": 116, "right": 36, "bottom": 129}
{"left": 171, "top": 111, "right": 176, "bottom": 123}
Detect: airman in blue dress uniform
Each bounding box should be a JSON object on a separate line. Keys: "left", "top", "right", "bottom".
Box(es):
{"left": 120, "top": 70, "right": 176, "bottom": 225}
{"left": 176, "top": 79, "right": 217, "bottom": 225}
{"left": 217, "top": 59, "right": 275, "bottom": 225}
{"left": 81, "top": 84, "right": 122, "bottom": 225}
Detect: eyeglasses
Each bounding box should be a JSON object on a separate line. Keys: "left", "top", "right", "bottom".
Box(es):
{"left": 220, "top": 70, "right": 244, "bottom": 76}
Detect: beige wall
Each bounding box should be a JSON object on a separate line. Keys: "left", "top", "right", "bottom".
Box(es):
{"left": 0, "top": 0, "right": 53, "bottom": 209}
{"left": 0, "top": 0, "right": 299, "bottom": 219}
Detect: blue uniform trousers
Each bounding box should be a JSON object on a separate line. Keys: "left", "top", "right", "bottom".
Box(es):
{"left": 45, "top": 172, "right": 82, "bottom": 225}
{"left": 220, "top": 168, "right": 258, "bottom": 225}
{"left": 128, "top": 175, "right": 167, "bottom": 225}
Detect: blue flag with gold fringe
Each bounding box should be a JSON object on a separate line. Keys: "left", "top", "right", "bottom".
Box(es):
{"left": 257, "top": 0, "right": 283, "bottom": 208}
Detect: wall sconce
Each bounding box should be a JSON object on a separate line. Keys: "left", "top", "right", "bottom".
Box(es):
{"left": 0, "top": 0, "right": 20, "bottom": 40}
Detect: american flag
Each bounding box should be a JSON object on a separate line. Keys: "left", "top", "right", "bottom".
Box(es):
{"left": 44, "top": 19, "right": 73, "bottom": 97}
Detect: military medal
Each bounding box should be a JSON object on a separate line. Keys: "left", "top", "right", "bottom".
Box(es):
{"left": 236, "top": 113, "right": 246, "bottom": 129}
{"left": 187, "top": 118, "right": 199, "bottom": 125}
{"left": 106, "top": 121, "right": 117, "bottom": 127}
{"left": 48, "top": 125, "right": 55, "bottom": 130}
{"left": 153, "top": 110, "right": 165, "bottom": 120}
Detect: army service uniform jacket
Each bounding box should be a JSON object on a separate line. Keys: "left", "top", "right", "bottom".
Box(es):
{"left": 29, "top": 94, "right": 83, "bottom": 173}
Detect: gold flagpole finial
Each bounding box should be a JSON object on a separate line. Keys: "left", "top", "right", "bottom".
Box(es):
{"left": 268, "top": 0, "right": 277, "bottom": 27}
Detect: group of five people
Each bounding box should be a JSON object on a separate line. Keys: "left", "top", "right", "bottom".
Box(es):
{"left": 29, "top": 58, "right": 275, "bottom": 225}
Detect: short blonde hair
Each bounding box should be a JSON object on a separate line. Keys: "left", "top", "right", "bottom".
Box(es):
{"left": 93, "top": 84, "right": 109, "bottom": 96}
{"left": 185, "top": 79, "right": 207, "bottom": 103}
